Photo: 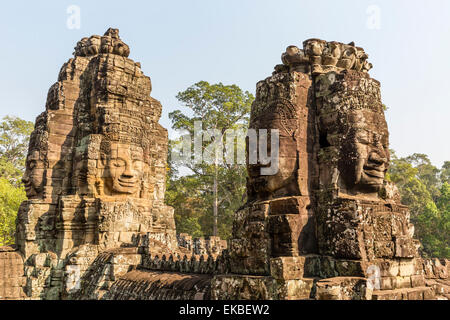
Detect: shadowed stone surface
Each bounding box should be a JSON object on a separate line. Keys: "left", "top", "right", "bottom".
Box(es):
{"left": 0, "top": 246, "right": 27, "bottom": 300}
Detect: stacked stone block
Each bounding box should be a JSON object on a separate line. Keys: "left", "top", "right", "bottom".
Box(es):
{"left": 0, "top": 247, "right": 26, "bottom": 300}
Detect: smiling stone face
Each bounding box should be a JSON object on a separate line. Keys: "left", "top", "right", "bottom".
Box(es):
{"left": 316, "top": 70, "right": 389, "bottom": 196}
{"left": 22, "top": 150, "right": 45, "bottom": 199}
{"left": 102, "top": 142, "right": 144, "bottom": 196}
{"left": 339, "top": 110, "right": 389, "bottom": 193}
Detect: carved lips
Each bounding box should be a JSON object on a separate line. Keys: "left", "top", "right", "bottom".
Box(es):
{"left": 117, "top": 177, "right": 138, "bottom": 189}
{"left": 103, "top": 143, "right": 145, "bottom": 196}
{"left": 357, "top": 152, "right": 388, "bottom": 191}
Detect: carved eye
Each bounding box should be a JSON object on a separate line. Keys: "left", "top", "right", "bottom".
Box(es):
{"left": 111, "top": 159, "right": 126, "bottom": 167}
{"left": 28, "top": 160, "right": 37, "bottom": 170}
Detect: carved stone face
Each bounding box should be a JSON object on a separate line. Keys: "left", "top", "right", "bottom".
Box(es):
{"left": 75, "top": 38, "right": 89, "bottom": 56}
{"left": 113, "top": 41, "right": 130, "bottom": 57}
{"left": 87, "top": 36, "right": 101, "bottom": 55}
{"left": 339, "top": 110, "right": 389, "bottom": 193}
{"left": 305, "top": 39, "right": 325, "bottom": 57}
{"left": 323, "top": 42, "right": 341, "bottom": 58}
{"left": 322, "top": 43, "right": 341, "bottom": 67}
{"left": 338, "top": 47, "right": 357, "bottom": 69}
{"left": 22, "top": 150, "right": 45, "bottom": 198}
{"left": 247, "top": 99, "right": 300, "bottom": 200}
{"left": 103, "top": 143, "right": 144, "bottom": 195}
{"left": 248, "top": 150, "right": 298, "bottom": 199}
{"left": 101, "top": 37, "right": 114, "bottom": 54}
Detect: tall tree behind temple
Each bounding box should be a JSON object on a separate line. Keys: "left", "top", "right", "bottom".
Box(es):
{"left": 0, "top": 116, "right": 33, "bottom": 245}
{"left": 0, "top": 116, "right": 34, "bottom": 186}
{"left": 387, "top": 152, "right": 450, "bottom": 258}
{"left": 166, "top": 81, "right": 253, "bottom": 239}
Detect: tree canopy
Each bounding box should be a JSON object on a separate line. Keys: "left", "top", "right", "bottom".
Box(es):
{"left": 0, "top": 177, "right": 26, "bottom": 245}
{"left": 0, "top": 115, "right": 34, "bottom": 186}
{"left": 388, "top": 152, "right": 449, "bottom": 258}
{"left": 0, "top": 116, "right": 33, "bottom": 245}
{"left": 167, "top": 81, "right": 253, "bottom": 239}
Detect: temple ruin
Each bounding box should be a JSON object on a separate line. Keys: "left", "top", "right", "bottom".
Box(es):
{"left": 0, "top": 30, "right": 448, "bottom": 300}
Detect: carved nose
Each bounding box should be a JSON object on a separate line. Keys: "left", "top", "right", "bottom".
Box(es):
{"left": 122, "top": 166, "right": 135, "bottom": 178}
{"left": 369, "top": 152, "right": 386, "bottom": 166}
{"left": 122, "top": 172, "right": 134, "bottom": 178}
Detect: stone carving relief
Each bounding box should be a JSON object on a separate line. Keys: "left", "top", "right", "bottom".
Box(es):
{"left": 74, "top": 28, "right": 130, "bottom": 58}
{"left": 22, "top": 114, "right": 49, "bottom": 199}
{"left": 248, "top": 93, "right": 301, "bottom": 200}
{"left": 13, "top": 28, "right": 178, "bottom": 298}
{"left": 315, "top": 71, "right": 389, "bottom": 196}
{"left": 99, "top": 141, "right": 145, "bottom": 197}
{"left": 22, "top": 150, "right": 46, "bottom": 199}
{"left": 224, "top": 39, "right": 429, "bottom": 301}
{"left": 279, "top": 39, "right": 373, "bottom": 75}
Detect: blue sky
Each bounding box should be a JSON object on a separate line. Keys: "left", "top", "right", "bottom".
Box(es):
{"left": 0, "top": 0, "right": 449, "bottom": 167}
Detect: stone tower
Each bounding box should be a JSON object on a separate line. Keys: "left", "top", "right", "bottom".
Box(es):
{"left": 13, "top": 28, "right": 177, "bottom": 299}
{"left": 212, "top": 39, "right": 448, "bottom": 300}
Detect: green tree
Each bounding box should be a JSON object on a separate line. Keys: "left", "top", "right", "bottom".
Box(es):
{"left": 0, "top": 116, "right": 34, "bottom": 185}
{"left": 0, "top": 116, "right": 34, "bottom": 245}
{"left": 434, "top": 183, "right": 450, "bottom": 257}
{"left": 167, "top": 81, "right": 253, "bottom": 239}
{"left": 405, "top": 153, "right": 441, "bottom": 201}
{"left": 0, "top": 177, "right": 26, "bottom": 246}
{"left": 388, "top": 151, "right": 449, "bottom": 258}
{"left": 166, "top": 172, "right": 205, "bottom": 238}
{"left": 440, "top": 161, "right": 450, "bottom": 184}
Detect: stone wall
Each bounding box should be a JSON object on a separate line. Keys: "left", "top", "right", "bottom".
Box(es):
{"left": 177, "top": 233, "right": 228, "bottom": 256}
{"left": 0, "top": 246, "right": 26, "bottom": 300}
{"left": 104, "top": 271, "right": 212, "bottom": 300}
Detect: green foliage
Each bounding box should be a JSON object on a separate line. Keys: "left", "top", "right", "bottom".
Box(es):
{"left": 440, "top": 161, "right": 450, "bottom": 184}
{"left": 166, "top": 174, "right": 206, "bottom": 238}
{"left": 0, "top": 116, "right": 34, "bottom": 186}
{"left": 0, "top": 177, "right": 26, "bottom": 246}
{"left": 171, "top": 81, "right": 253, "bottom": 133}
{"left": 389, "top": 151, "right": 449, "bottom": 258}
{"left": 0, "top": 116, "right": 33, "bottom": 245}
{"left": 167, "top": 81, "right": 253, "bottom": 239}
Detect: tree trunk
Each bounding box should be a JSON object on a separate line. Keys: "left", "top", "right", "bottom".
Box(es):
{"left": 213, "top": 164, "right": 218, "bottom": 237}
